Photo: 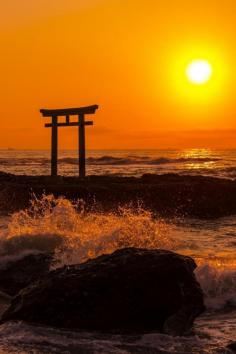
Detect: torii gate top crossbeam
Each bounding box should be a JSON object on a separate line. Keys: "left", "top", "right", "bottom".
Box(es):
{"left": 40, "top": 105, "right": 98, "bottom": 117}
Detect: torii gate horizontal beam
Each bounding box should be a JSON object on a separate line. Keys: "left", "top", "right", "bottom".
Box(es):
{"left": 40, "top": 105, "right": 98, "bottom": 117}
{"left": 45, "top": 121, "right": 93, "bottom": 128}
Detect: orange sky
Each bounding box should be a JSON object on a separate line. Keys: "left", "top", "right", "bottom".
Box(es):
{"left": 1, "top": 0, "right": 236, "bottom": 149}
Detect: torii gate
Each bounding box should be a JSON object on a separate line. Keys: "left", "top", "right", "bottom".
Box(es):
{"left": 40, "top": 105, "right": 99, "bottom": 177}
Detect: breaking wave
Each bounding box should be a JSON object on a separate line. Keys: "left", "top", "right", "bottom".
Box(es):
{"left": 1, "top": 195, "right": 174, "bottom": 267}
{"left": 0, "top": 156, "right": 221, "bottom": 167}
{"left": 0, "top": 158, "right": 50, "bottom": 166}
{"left": 81, "top": 156, "right": 220, "bottom": 166}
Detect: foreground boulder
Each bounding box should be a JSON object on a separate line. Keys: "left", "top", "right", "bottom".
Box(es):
{"left": 1, "top": 248, "right": 205, "bottom": 335}
{"left": 0, "top": 252, "right": 53, "bottom": 296}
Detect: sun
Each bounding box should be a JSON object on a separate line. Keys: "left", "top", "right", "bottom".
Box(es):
{"left": 186, "top": 60, "right": 212, "bottom": 85}
{"left": 161, "top": 42, "right": 229, "bottom": 108}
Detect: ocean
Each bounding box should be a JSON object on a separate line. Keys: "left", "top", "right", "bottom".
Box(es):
{"left": 2, "top": 148, "right": 236, "bottom": 178}
{"left": 0, "top": 149, "right": 235, "bottom": 353}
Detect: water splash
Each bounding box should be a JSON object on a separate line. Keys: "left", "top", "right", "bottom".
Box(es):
{"left": 4, "top": 194, "right": 174, "bottom": 267}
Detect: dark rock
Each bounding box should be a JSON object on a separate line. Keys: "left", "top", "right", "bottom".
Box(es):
{"left": 1, "top": 248, "right": 205, "bottom": 335}
{"left": 0, "top": 173, "right": 236, "bottom": 218}
{"left": 0, "top": 252, "right": 53, "bottom": 296}
{"left": 228, "top": 342, "right": 236, "bottom": 351}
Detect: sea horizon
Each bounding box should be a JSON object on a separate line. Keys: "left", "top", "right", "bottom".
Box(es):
{"left": 1, "top": 148, "right": 236, "bottom": 180}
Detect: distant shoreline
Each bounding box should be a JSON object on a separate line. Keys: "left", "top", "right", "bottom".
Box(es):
{"left": 1, "top": 172, "right": 236, "bottom": 219}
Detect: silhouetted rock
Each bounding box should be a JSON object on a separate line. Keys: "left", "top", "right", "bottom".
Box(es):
{"left": 0, "top": 173, "right": 236, "bottom": 218}
{"left": 0, "top": 252, "right": 53, "bottom": 296}
{"left": 1, "top": 248, "right": 205, "bottom": 335}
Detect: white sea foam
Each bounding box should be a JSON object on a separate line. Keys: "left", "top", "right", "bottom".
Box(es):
{"left": 0, "top": 320, "right": 225, "bottom": 354}
{"left": 195, "top": 264, "right": 236, "bottom": 311}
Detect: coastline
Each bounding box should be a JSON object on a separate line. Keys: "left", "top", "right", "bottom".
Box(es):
{"left": 1, "top": 172, "right": 236, "bottom": 218}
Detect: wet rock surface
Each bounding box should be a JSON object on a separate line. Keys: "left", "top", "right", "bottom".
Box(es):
{"left": 1, "top": 248, "right": 205, "bottom": 335}
{"left": 228, "top": 342, "right": 236, "bottom": 352}
{"left": 0, "top": 252, "right": 53, "bottom": 296}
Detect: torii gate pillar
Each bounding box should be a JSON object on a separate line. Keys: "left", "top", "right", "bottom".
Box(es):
{"left": 79, "top": 113, "right": 86, "bottom": 178}
{"left": 40, "top": 105, "right": 99, "bottom": 177}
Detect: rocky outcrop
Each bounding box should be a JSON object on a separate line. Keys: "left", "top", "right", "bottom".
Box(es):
{"left": 1, "top": 173, "right": 236, "bottom": 218}
{"left": 1, "top": 248, "right": 205, "bottom": 335}
{"left": 0, "top": 252, "right": 53, "bottom": 296}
